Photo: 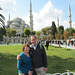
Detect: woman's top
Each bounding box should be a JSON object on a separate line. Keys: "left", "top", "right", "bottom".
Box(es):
{"left": 17, "top": 52, "right": 32, "bottom": 73}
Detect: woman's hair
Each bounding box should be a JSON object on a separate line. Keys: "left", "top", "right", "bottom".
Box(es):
{"left": 23, "top": 43, "right": 30, "bottom": 51}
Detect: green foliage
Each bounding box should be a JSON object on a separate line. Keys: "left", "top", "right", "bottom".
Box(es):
{"left": 69, "top": 28, "right": 75, "bottom": 36}
{"left": 64, "top": 31, "right": 70, "bottom": 40}
{"left": 35, "top": 31, "right": 41, "bottom": 37}
{"left": 24, "top": 28, "right": 30, "bottom": 37}
{"left": 65, "top": 28, "right": 75, "bottom": 36}
{"left": 41, "top": 28, "right": 47, "bottom": 35}
{"left": 0, "top": 8, "right": 5, "bottom": 27}
{"left": 55, "top": 33, "right": 59, "bottom": 40}
{"left": 41, "top": 26, "right": 51, "bottom": 35}
{"left": 31, "top": 31, "right": 36, "bottom": 35}
{"left": 6, "top": 29, "right": 16, "bottom": 37}
{"left": 51, "top": 21, "right": 57, "bottom": 39}
{"left": 0, "top": 26, "right": 6, "bottom": 41}
{"left": 59, "top": 25, "right": 64, "bottom": 35}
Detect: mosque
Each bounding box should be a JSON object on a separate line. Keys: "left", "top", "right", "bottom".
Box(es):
{"left": 2, "top": 0, "right": 72, "bottom": 44}
{"left": 6, "top": 16, "right": 30, "bottom": 36}
{"left": 6, "top": 0, "right": 33, "bottom": 35}
{"left": 3, "top": 0, "right": 33, "bottom": 44}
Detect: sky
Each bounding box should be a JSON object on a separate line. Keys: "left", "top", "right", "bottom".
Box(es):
{"left": 0, "top": 0, "right": 75, "bottom": 31}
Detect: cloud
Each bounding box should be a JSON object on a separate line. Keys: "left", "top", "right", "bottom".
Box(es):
{"left": 25, "top": 1, "right": 63, "bottom": 31}
{"left": 12, "top": 7, "right": 16, "bottom": 11}
{"left": 0, "top": 0, "right": 17, "bottom": 11}
{"left": 25, "top": 1, "right": 75, "bottom": 31}
{"left": 13, "top": 0, "right": 16, "bottom": 5}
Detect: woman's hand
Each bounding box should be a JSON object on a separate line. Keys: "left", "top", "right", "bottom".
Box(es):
{"left": 28, "top": 71, "right": 32, "bottom": 75}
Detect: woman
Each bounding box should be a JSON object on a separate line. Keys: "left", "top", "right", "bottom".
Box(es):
{"left": 17, "top": 43, "right": 32, "bottom": 75}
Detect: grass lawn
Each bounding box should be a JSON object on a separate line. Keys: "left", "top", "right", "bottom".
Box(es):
{"left": 0, "top": 45, "right": 75, "bottom": 75}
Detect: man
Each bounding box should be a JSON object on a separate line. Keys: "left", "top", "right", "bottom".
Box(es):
{"left": 45, "top": 40, "right": 49, "bottom": 50}
{"left": 17, "top": 35, "right": 47, "bottom": 75}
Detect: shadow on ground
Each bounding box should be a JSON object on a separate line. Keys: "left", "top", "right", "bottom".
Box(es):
{"left": 47, "top": 55, "right": 75, "bottom": 74}
{"left": 0, "top": 53, "right": 18, "bottom": 75}
{"left": 0, "top": 53, "right": 75, "bottom": 75}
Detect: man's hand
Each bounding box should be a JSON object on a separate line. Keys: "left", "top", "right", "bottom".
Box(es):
{"left": 17, "top": 55, "right": 20, "bottom": 60}
{"left": 44, "top": 68, "right": 47, "bottom": 72}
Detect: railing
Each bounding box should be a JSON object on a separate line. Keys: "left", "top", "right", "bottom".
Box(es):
{"left": 46, "top": 71, "right": 75, "bottom": 75}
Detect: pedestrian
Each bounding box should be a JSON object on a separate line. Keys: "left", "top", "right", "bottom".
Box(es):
{"left": 45, "top": 40, "right": 49, "bottom": 50}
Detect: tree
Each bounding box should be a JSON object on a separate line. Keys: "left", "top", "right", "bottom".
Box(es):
{"left": 0, "top": 26, "right": 6, "bottom": 41}
{"left": 0, "top": 7, "right": 6, "bottom": 41}
{"left": 64, "top": 31, "right": 69, "bottom": 40}
{"left": 6, "top": 29, "right": 16, "bottom": 37}
{"left": 69, "top": 28, "right": 75, "bottom": 36}
{"left": 11, "top": 29, "right": 16, "bottom": 37}
{"left": 0, "top": 7, "right": 5, "bottom": 27}
{"left": 51, "top": 21, "right": 57, "bottom": 39}
{"left": 55, "top": 33, "right": 59, "bottom": 40}
{"left": 59, "top": 25, "right": 64, "bottom": 35}
{"left": 41, "top": 28, "right": 46, "bottom": 35}
{"left": 24, "top": 28, "right": 30, "bottom": 37}
{"left": 49, "top": 35, "right": 53, "bottom": 40}
{"left": 65, "top": 28, "right": 75, "bottom": 36}
{"left": 35, "top": 31, "right": 41, "bottom": 37}
{"left": 31, "top": 31, "right": 36, "bottom": 35}
{"left": 41, "top": 26, "right": 51, "bottom": 35}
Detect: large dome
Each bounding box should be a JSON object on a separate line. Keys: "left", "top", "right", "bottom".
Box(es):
{"left": 11, "top": 17, "right": 24, "bottom": 23}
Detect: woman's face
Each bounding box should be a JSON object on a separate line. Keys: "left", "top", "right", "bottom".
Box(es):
{"left": 24, "top": 47, "right": 30, "bottom": 53}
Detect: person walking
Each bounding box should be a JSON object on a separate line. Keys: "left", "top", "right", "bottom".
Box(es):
{"left": 45, "top": 40, "right": 49, "bottom": 50}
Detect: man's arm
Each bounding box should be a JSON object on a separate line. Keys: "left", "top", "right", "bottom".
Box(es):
{"left": 42, "top": 45, "right": 47, "bottom": 68}
{"left": 17, "top": 55, "right": 21, "bottom": 60}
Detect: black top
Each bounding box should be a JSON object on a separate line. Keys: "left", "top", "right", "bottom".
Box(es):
{"left": 29, "top": 43, "right": 47, "bottom": 68}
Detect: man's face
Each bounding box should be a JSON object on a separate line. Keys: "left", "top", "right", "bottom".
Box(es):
{"left": 31, "top": 36, "right": 37, "bottom": 46}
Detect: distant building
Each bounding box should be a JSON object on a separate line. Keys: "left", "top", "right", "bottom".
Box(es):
{"left": 6, "top": 16, "right": 30, "bottom": 36}
{"left": 2, "top": 0, "right": 34, "bottom": 44}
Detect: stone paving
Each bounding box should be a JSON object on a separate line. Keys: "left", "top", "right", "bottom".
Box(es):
{"left": 52, "top": 44, "right": 75, "bottom": 49}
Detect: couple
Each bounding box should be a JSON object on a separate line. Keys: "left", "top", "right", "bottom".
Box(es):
{"left": 17, "top": 35, "right": 47, "bottom": 75}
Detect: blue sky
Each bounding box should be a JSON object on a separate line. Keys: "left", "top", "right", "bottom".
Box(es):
{"left": 0, "top": 0, "right": 75, "bottom": 31}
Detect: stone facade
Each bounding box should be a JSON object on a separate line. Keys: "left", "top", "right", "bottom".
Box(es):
{"left": 6, "top": 17, "right": 30, "bottom": 36}
{"left": 3, "top": 37, "right": 30, "bottom": 44}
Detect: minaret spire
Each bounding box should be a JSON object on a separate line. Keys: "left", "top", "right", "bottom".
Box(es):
{"left": 69, "top": 0, "right": 72, "bottom": 28}
{"left": 29, "top": 0, "right": 33, "bottom": 31}
{"left": 9, "top": 13, "right": 10, "bottom": 21}
{"left": 57, "top": 17, "right": 59, "bottom": 33}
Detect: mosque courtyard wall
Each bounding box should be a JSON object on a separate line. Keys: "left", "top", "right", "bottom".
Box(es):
{"left": 2, "top": 37, "right": 30, "bottom": 44}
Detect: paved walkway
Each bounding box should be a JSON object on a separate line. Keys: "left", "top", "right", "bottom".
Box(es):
{"left": 51, "top": 44, "right": 75, "bottom": 49}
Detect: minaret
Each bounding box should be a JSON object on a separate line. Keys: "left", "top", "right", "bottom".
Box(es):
{"left": 29, "top": 0, "right": 33, "bottom": 31}
{"left": 57, "top": 17, "right": 59, "bottom": 32}
{"left": 9, "top": 13, "right": 10, "bottom": 21}
{"left": 69, "top": 2, "right": 72, "bottom": 28}
{"left": 7, "top": 14, "right": 11, "bottom": 28}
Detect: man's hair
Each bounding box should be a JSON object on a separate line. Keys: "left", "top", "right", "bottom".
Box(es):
{"left": 30, "top": 35, "right": 37, "bottom": 39}
{"left": 23, "top": 43, "right": 30, "bottom": 51}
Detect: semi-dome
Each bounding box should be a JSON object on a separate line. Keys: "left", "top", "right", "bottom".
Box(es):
{"left": 10, "top": 22, "right": 21, "bottom": 28}
{"left": 11, "top": 22, "right": 20, "bottom": 26}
